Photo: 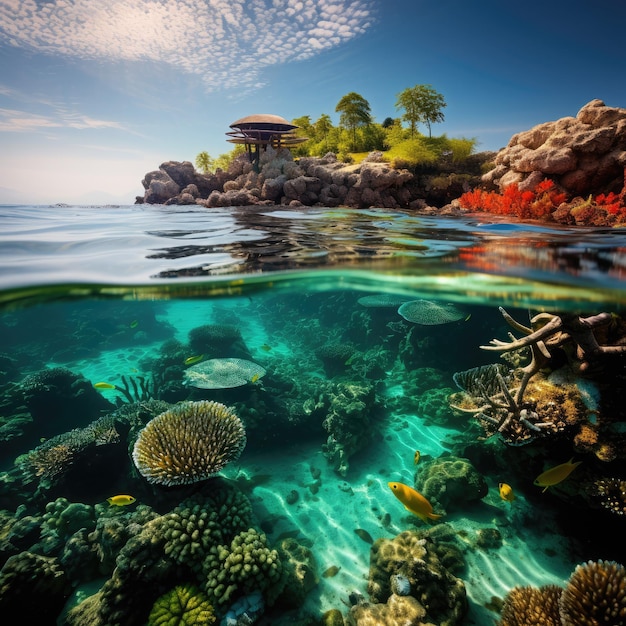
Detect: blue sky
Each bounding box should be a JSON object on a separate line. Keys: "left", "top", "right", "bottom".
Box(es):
{"left": 1, "top": 0, "right": 625, "bottom": 204}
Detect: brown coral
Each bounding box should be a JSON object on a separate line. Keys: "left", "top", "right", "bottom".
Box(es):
{"left": 497, "top": 585, "right": 562, "bottom": 625}
{"left": 559, "top": 560, "right": 626, "bottom": 625}
{"left": 132, "top": 400, "right": 246, "bottom": 486}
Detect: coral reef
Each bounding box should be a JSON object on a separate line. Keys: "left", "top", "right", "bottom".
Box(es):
{"left": 132, "top": 401, "right": 246, "bottom": 486}
{"left": 321, "top": 380, "right": 380, "bottom": 476}
{"left": 188, "top": 324, "right": 250, "bottom": 359}
{"left": 0, "top": 551, "right": 72, "bottom": 622}
{"left": 414, "top": 456, "right": 487, "bottom": 515}
{"left": 498, "top": 584, "right": 563, "bottom": 626}
{"left": 498, "top": 560, "right": 626, "bottom": 626}
{"left": 366, "top": 527, "right": 466, "bottom": 625}
{"left": 148, "top": 583, "right": 216, "bottom": 625}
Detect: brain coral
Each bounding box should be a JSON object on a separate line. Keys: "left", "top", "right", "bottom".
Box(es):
{"left": 414, "top": 455, "right": 487, "bottom": 515}
{"left": 132, "top": 400, "right": 246, "bottom": 486}
{"left": 148, "top": 584, "right": 215, "bottom": 626}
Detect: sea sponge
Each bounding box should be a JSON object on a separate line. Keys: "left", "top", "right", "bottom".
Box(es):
{"left": 132, "top": 400, "right": 246, "bottom": 486}
{"left": 204, "top": 528, "right": 284, "bottom": 608}
{"left": 559, "top": 559, "right": 626, "bottom": 626}
{"left": 497, "top": 585, "right": 563, "bottom": 625}
{"left": 414, "top": 456, "right": 487, "bottom": 515}
{"left": 148, "top": 584, "right": 216, "bottom": 626}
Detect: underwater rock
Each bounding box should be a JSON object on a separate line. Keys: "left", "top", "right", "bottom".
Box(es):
{"left": 222, "top": 590, "right": 264, "bottom": 626}
{"left": 414, "top": 455, "right": 488, "bottom": 515}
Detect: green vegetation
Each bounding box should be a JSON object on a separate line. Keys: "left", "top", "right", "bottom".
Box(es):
{"left": 194, "top": 85, "right": 476, "bottom": 172}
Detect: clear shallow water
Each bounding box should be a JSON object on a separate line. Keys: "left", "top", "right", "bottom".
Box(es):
{"left": 1, "top": 204, "right": 626, "bottom": 626}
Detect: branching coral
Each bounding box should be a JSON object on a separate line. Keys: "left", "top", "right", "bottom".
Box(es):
{"left": 132, "top": 401, "right": 246, "bottom": 486}
{"left": 450, "top": 307, "right": 621, "bottom": 446}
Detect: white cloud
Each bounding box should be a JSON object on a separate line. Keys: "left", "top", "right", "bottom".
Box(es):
{"left": 0, "top": 0, "right": 374, "bottom": 90}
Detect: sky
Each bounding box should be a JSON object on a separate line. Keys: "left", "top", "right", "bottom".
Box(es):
{"left": 1, "top": 0, "right": 625, "bottom": 204}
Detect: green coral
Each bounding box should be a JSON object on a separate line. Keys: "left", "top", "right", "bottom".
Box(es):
{"left": 414, "top": 455, "right": 487, "bottom": 515}
{"left": 148, "top": 584, "right": 216, "bottom": 625}
{"left": 204, "top": 528, "right": 284, "bottom": 607}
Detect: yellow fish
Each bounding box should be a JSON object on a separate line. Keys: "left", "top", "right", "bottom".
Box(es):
{"left": 184, "top": 354, "right": 204, "bottom": 366}
{"left": 107, "top": 495, "right": 136, "bottom": 506}
{"left": 388, "top": 482, "right": 442, "bottom": 522}
{"left": 413, "top": 450, "right": 421, "bottom": 465}
{"left": 499, "top": 482, "right": 516, "bottom": 502}
{"left": 534, "top": 458, "right": 582, "bottom": 493}
{"left": 260, "top": 344, "right": 272, "bottom": 352}
{"left": 251, "top": 373, "right": 260, "bottom": 383}
{"left": 94, "top": 382, "right": 116, "bottom": 390}
{"left": 130, "top": 320, "right": 139, "bottom": 329}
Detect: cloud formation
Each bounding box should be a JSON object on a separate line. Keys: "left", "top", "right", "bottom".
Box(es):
{"left": 0, "top": 0, "right": 374, "bottom": 90}
{"left": 0, "top": 86, "right": 127, "bottom": 133}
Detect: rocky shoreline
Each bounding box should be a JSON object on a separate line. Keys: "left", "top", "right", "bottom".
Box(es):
{"left": 135, "top": 149, "right": 491, "bottom": 211}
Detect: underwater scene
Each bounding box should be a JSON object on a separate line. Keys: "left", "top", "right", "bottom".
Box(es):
{"left": 1, "top": 205, "right": 626, "bottom": 626}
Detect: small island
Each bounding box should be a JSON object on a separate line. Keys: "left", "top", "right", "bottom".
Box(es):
{"left": 137, "top": 99, "right": 626, "bottom": 227}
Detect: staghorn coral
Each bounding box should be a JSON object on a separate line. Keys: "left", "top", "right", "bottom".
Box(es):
{"left": 132, "top": 401, "right": 246, "bottom": 486}
{"left": 497, "top": 585, "right": 563, "bottom": 626}
{"left": 414, "top": 456, "right": 487, "bottom": 515}
{"left": 559, "top": 559, "right": 626, "bottom": 625}
{"left": 204, "top": 528, "right": 284, "bottom": 609}
{"left": 148, "top": 583, "right": 216, "bottom": 626}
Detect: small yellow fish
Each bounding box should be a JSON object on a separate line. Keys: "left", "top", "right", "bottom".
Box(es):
{"left": 413, "top": 450, "right": 421, "bottom": 465}
{"left": 499, "top": 483, "right": 516, "bottom": 502}
{"left": 130, "top": 320, "right": 139, "bottom": 329}
{"left": 94, "top": 382, "right": 116, "bottom": 390}
{"left": 260, "top": 343, "right": 272, "bottom": 352}
{"left": 388, "top": 482, "right": 442, "bottom": 522}
{"left": 534, "top": 458, "right": 582, "bottom": 493}
{"left": 251, "top": 373, "right": 260, "bottom": 383}
{"left": 184, "top": 354, "right": 204, "bottom": 366}
{"left": 464, "top": 314, "right": 472, "bottom": 322}
{"left": 107, "top": 495, "right": 136, "bottom": 506}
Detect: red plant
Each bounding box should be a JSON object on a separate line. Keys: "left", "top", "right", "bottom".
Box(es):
{"left": 458, "top": 171, "right": 626, "bottom": 226}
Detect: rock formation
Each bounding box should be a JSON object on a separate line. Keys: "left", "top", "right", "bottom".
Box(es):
{"left": 136, "top": 148, "right": 490, "bottom": 210}
{"left": 483, "top": 99, "right": 626, "bottom": 196}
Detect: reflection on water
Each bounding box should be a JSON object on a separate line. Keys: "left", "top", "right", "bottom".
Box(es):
{"left": 1, "top": 205, "right": 626, "bottom": 289}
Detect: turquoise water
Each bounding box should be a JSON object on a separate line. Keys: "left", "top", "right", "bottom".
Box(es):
{"left": 1, "top": 204, "right": 626, "bottom": 625}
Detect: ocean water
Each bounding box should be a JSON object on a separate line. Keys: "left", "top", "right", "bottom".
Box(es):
{"left": 1, "top": 204, "right": 626, "bottom": 626}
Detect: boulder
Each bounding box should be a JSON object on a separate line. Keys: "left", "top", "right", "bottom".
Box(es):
{"left": 484, "top": 99, "right": 626, "bottom": 196}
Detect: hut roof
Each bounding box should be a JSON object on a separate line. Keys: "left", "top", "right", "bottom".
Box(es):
{"left": 229, "top": 114, "right": 296, "bottom": 130}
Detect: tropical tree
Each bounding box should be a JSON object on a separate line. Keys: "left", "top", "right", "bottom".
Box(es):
{"left": 335, "top": 92, "right": 372, "bottom": 150}
{"left": 395, "top": 84, "right": 446, "bottom": 138}
{"left": 195, "top": 151, "right": 215, "bottom": 174}
{"left": 314, "top": 113, "right": 333, "bottom": 143}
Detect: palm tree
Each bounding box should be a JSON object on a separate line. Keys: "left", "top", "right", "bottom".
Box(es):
{"left": 195, "top": 151, "right": 214, "bottom": 174}
{"left": 335, "top": 92, "right": 372, "bottom": 151}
